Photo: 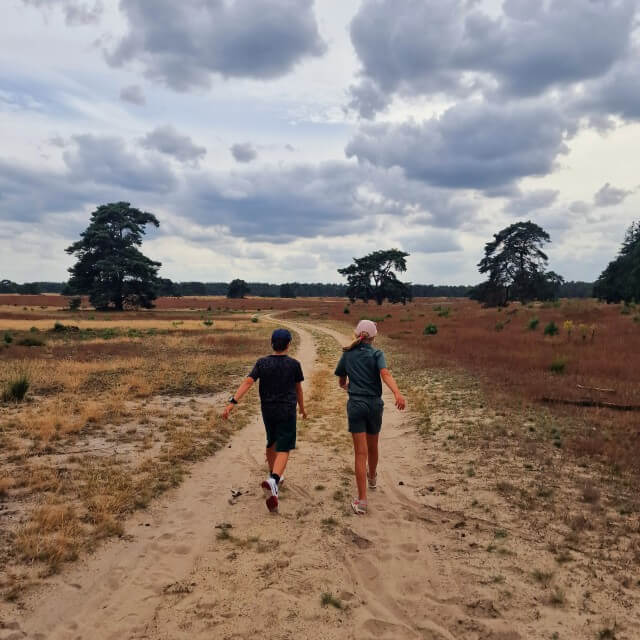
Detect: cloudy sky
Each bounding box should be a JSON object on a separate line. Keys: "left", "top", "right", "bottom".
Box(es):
{"left": 2, "top": 0, "right": 640, "bottom": 285}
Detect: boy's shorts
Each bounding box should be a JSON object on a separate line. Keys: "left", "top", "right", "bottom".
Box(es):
{"left": 262, "top": 408, "right": 297, "bottom": 452}
{"left": 347, "top": 396, "right": 384, "bottom": 435}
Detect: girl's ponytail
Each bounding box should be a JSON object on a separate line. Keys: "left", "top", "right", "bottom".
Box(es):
{"left": 343, "top": 331, "right": 370, "bottom": 352}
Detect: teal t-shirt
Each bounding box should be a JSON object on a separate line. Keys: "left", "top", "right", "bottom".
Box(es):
{"left": 334, "top": 343, "right": 387, "bottom": 397}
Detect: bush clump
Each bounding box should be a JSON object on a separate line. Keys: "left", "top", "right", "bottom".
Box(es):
{"left": 3, "top": 332, "right": 12, "bottom": 344}
{"left": 2, "top": 374, "right": 30, "bottom": 403}
{"left": 343, "top": 306, "right": 350, "bottom": 314}
{"left": 528, "top": 317, "right": 539, "bottom": 330}
{"left": 68, "top": 297, "right": 82, "bottom": 311}
{"left": 544, "top": 321, "right": 559, "bottom": 337}
{"left": 17, "top": 337, "right": 45, "bottom": 347}
{"left": 251, "top": 315, "right": 259, "bottom": 323}
{"left": 423, "top": 324, "right": 438, "bottom": 335}
{"left": 550, "top": 357, "right": 567, "bottom": 374}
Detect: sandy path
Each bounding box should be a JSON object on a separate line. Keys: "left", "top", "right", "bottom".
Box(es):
{"left": 6, "top": 320, "right": 523, "bottom": 640}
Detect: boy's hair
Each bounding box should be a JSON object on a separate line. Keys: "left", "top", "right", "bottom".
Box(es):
{"left": 271, "top": 328, "right": 292, "bottom": 352}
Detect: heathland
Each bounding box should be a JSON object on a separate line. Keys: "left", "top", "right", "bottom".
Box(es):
{"left": 1, "top": 294, "right": 639, "bottom": 639}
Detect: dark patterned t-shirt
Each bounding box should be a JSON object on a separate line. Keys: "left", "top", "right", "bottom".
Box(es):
{"left": 249, "top": 355, "right": 304, "bottom": 410}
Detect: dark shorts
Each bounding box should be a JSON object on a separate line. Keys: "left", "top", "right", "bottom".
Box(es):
{"left": 262, "top": 407, "right": 297, "bottom": 452}
{"left": 347, "top": 395, "right": 384, "bottom": 435}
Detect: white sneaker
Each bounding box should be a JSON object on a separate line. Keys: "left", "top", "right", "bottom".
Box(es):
{"left": 261, "top": 477, "right": 279, "bottom": 513}
{"left": 367, "top": 470, "right": 377, "bottom": 490}
{"left": 351, "top": 498, "right": 368, "bottom": 515}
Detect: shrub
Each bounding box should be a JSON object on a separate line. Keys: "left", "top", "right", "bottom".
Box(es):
{"left": 251, "top": 315, "right": 259, "bottom": 323}
{"left": 29, "top": 326, "right": 39, "bottom": 333}
{"left": 437, "top": 307, "right": 451, "bottom": 318}
{"left": 528, "top": 317, "right": 539, "bottom": 330}
{"left": 544, "top": 321, "right": 559, "bottom": 336}
{"left": 343, "top": 306, "right": 350, "bottom": 314}
{"left": 3, "top": 332, "right": 12, "bottom": 344}
{"left": 68, "top": 297, "right": 82, "bottom": 311}
{"left": 2, "top": 374, "right": 29, "bottom": 403}
{"left": 495, "top": 322, "right": 505, "bottom": 332}
{"left": 203, "top": 319, "right": 213, "bottom": 327}
{"left": 17, "top": 337, "right": 45, "bottom": 347}
{"left": 633, "top": 315, "right": 640, "bottom": 324}
{"left": 621, "top": 302, "right": 631, "bottom": 315}
{"left": 423, "top": 324, "right": 438, "bottom": 335}
{"left": 550, "top": 356, "right": 567, "bottom": 374}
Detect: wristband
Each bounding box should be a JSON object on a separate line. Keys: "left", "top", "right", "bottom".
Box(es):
{"left": 229, "top": 397, "right": 238, "bottom": 405}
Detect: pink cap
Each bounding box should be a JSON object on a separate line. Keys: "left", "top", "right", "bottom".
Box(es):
{"left": 355, "top": 319, "right": 378, "bottom": 338}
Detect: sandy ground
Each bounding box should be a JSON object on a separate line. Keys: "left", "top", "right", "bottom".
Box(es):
{"left": 2, "top": 320, "right": 638, "bottom": 639}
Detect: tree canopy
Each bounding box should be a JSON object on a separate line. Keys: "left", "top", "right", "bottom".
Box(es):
{"left": 594, "top": 221, "right": 640, "bottom": 303}
{"left": 65, "top": 202, "right": 161, "bottom": 310}
{"left": 227, "top": 279, "right": 250, "bottom": 299}
{"left": 338, "top": 249, "right": 412, "bottom": 305}
{"left": 279, "top": 283, "right": 297, "bottom": 298}
{"left": 471, "top": 221, "right": 563, "bottom": 306}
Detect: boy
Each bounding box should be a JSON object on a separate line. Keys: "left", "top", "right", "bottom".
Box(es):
{"left": 222, "top": 328, "right": 306, "bottom": 513}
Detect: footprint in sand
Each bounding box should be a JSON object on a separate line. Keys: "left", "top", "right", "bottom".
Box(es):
{"left": 361, "top": 618, "right": 417, "bottom": 639}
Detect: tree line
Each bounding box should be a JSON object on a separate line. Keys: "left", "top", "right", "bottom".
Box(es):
{"left": 4, "top": 202, "right": 637, "bottom": 309}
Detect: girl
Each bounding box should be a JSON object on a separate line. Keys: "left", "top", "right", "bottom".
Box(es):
{"left": 334, "top": 319, "right": 406, "bottom": 514}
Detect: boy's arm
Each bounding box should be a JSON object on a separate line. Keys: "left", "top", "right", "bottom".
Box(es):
{"left": 295, "top": 382, "right": 307, "bottom": 419}
{"left": 222, "top": 377, "right": 255, "bottom": 419}
{"left": 338, "top": 375, "right": 348, "bottom": 390}
{"left": 380, "top": 368, "right": 406, "bottom": 410}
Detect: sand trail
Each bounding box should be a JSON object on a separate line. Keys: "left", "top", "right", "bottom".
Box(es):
{"left": 6, "top": 320, "right": 524, "bottom": 640}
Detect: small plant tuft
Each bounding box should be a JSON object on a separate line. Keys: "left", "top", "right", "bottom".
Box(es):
{"left": 423, "top": 324, "right": 438, "bottom": 335}
{"left": 3, "top": 332, "right": 12, "bottom": 344}
{"left": 528, "top": 316, "right": 539, "bottom": 330}
{"left": 550, "top": 356, "right": 567, "bottom": 374}
{"left": 2, "top": 374, "right": 30, "bottom": 403}
{"left": 544, "top": 321, "right": 559, "bottom": 336}
{"left": 321, "top": 592, "right": 343, "bottom": 610}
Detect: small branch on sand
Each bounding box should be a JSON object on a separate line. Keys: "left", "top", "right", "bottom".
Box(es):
{"left": 576, "top": 384, "right": 616, "bottom": 394}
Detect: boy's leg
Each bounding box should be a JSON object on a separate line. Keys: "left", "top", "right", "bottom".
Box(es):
{"left": 266, "top": 445, "right": 277, "bottom": 472}
{"left": 272, "top": 451, "right": 289, "bottom": 477}
{"left": 352, "top": 433, "right": 368, "bottom": 501}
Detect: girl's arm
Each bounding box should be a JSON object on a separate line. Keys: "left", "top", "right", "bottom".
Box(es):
{"left": 380, "top": 368, "right": 406, "bottom": 410}
{"left": 295, "top": 382, "right": 307, "bottom": 419}
{"left": 222, "top": 377, "right": 255, "bottom": 419}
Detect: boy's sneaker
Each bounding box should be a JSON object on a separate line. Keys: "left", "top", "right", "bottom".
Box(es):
{"left": 351, "top": 498, "right": 368, "bottom": 515}
{"left": 261, "top": 477, "right": 279, "bottom": 513}
{"left": 367, "top": 471, "right": 377, "bottom": 490}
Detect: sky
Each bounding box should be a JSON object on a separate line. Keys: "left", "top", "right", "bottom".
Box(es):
{"left": 1, "top": 0, "right": 640, "bottom": 286}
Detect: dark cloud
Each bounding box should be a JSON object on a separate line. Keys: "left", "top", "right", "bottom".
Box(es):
{"left": 345, "top": 102, "right": 571, "bottom": 191}
{"left": 230, "top": 142, "right": 257, "bottom": 163}
{"left": 141, "top": 125, "right": 206, "bottom": 166}
{"left": 578, "top": 56, "right": 640, "bottom": 122}
{"left": 594, "top": 182, "right": 632, "bottom": 207}
{"left": 107, "top": 0, "right": 327, "bottom": 91}
{"left": 179, "top": 161, "right": 476, "bottom": 242}
{"left": 22, "top": 0, "right": 103, "bottom": 25}
{"left": 348, "top": 0, "right": 638, "bottom": 117}
{"left": 504, "top": 189, "right": 559, "bottom": 215}
{"left": 63, "top": 134, "right": 177, "bottom": 192}
{"left": 120, "top": 84, "right": 146, "bottom": 105}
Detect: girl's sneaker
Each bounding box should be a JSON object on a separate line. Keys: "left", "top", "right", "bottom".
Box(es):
{"left": 351, "top": 498, "right": 368, "bottom": 515}
{"left": 367, "top": 471, "right": 377, "bottom": 490}
{"left": 261, "top": 477, "right": 279, "bottom": 513}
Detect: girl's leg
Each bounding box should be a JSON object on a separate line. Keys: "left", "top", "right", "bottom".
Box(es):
{"left": 352, "top": 433, "right": 368, "bottom": 501}
{"left": 366, "top": 434, "right": 379, "bottom": 479}
{"left": 266, "top": 445, "right": 277, "bottom": 472}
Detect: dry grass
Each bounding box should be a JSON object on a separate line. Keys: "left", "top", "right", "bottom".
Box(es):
{"left": 0, "top": 304, "right": 276, "bottom": 599}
